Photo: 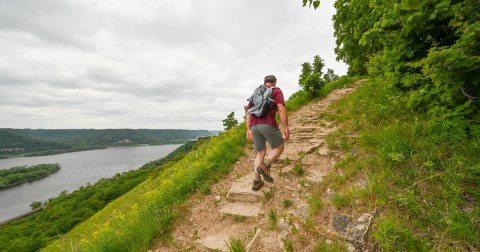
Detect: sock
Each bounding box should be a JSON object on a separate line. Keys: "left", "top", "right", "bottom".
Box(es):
{"left": 254, "top": 171, "right": 261, "bottom": 181}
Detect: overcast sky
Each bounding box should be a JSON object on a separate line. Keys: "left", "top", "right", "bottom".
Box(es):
{"left": 0, "top": 0, "right": 347, "bottom": 130}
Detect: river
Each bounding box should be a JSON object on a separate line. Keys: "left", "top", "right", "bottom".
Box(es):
{"left": 0, "top": 144, "right": 181, "bottom": 222}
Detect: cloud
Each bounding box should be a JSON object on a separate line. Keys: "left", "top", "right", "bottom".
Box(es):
{"left": 0, "top": 0, "right": 347, "bottom": 130}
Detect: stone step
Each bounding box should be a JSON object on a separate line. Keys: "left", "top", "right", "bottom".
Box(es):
{"left": 220, "top": 201, "right": 262, "bottom": 217}
{"left": 294, "top": 132, "right": 328, "bottom": 137}
{"left": 226, "top": 174, "right": 269, "bottom": 202}
{"left": 295, "top": 133, "right": 316, "bottom": 136}
{"left": 302, "top": 142, "right": 323, "bottom": 154}
{"left": 197, "top": 227, "right": 261, "bottom": 252}
{"left": 291, "top": 126, "right": 318, "bottom": 133}
{"left": 303, "top": 118, "right": 320, "bottom": 122}
{"left": 197, "top": 232, "right": 230, "bottom": 251}
{"left": 306, "top": 169, "right": 328, "bottom": 183}
{"left": 293, "top": 136, "right": 314, "bottom": 141}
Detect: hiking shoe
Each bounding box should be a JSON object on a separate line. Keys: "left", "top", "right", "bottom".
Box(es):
{"left": 252, "top": 179, "right": 264, "bottom": 191}
{"left": 257, "top": 163, "right": 273, "bottom": 182}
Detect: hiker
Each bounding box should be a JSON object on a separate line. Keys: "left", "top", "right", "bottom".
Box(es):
{"left": 246, "top": 75, "right": 289, "bottom": 191}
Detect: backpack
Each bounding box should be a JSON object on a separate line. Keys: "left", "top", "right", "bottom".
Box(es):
{"left": 247, "top": 85, "right": 277, "bottom": 117}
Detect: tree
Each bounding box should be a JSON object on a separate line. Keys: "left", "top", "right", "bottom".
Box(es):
{"left": 332, "top": 0, "right": 383, "bottom": 75}
{"left": 303, "top": 0, "right": 480, "bottom": 138}
{"left": 222, "top": 112, "right": 238, "bottom": 130}
{"left": 323, "top": 68, "right": 339, "bottom": 82}
{"left": 302, "top": 0, "right": 320, "bottom": 9}
{"left": 30, "top": 201, "right": 42, "bottom": 210}
{"left": 299, "top": 55, "right": 326, "bottom": 96}
{"left": 299, "top": 62, "right": 312, "bottom": 83}
{"left": 312, "top": 55, "right": 325, "bottom": 75}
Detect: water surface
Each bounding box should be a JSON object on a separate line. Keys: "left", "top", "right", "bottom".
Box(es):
{"left": 0, "top": 144, "right": 181, "bottom": 222}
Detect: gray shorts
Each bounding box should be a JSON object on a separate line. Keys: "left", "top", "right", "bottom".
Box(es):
{"left": 251, "top": 124, "right": 284, "bottom": 151}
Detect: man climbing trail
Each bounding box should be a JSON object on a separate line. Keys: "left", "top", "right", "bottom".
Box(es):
{"left": 246, "top": 75, "right": 289, "bottom": 191}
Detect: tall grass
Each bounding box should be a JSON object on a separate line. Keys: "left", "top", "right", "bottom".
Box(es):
{"left": 44, "top": 126, "right": 246, "bottom": 251}
{"left": 225, "top": 236, "right": 246, "bottom": 252}
{"left": 328, "top": 78, "right": 480, "bottom": 250}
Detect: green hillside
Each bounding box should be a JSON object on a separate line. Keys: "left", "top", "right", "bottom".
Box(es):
{"left": 43, "top": 127, "right": 246, "bottom": 251}
{"left": 321, "top": 79, "right": 479, "bottom": 250}
{"left": 0, "top": 130, "right": 69, "bottom": 158}
{"left": 0, "top": 129, "right": 213, "bottom": 158}
{"left": 0, "top": 140, "right": 204, "bottom": 251}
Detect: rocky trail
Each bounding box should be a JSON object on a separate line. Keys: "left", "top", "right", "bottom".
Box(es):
{"left": 151, "top": 80, "right": 372, "bottom": 251}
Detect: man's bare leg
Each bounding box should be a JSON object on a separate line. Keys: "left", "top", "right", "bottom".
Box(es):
{"left": 264, "top": 143, "right": 284, "bottom": 167}
{"left": 254, "top": 149, "right": 266, "bottom": 180}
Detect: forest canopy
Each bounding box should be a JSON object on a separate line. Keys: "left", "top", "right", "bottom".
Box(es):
{"left": 0, "top": 164, "right": 60, "bottom": 190}
{"left": 305, "top": 0, "right": 479, "bottom": 139}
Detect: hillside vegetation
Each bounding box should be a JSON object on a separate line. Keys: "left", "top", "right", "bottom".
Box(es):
{"left": 43, "top": 128, "right": 246, "bottom": 251}
{"left": 3, "top": 0, "right": 477, "bottom": 250}
{"left": 38, "top": 76, "right": 357, "bottom": 251}
{"left": 0, "top": 140, "right": 203, "bottom": 252}
{"left": 0, "top": 128, "right": 213, "bottom": 158}
{"left": 301, "top": 0, "right": 479, "bottom": 250}
{"left": 0, "top": 130, "right": 69, "bottom": 158}
{"left": 322, "top": 79, "right": 479, "bottom": 250}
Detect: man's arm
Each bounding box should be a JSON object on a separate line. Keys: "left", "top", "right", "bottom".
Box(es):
{"left": 277, "top": 104, "right": 289, "bottom": 140}
{"left": 246, "top": 113, "right": 253, "bottom": 141}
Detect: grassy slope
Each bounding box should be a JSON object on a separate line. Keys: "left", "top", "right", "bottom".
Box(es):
{"left": 44, "top": 127, "right": 246, "bottom": 251}
{"left": 321, "top": 79, "right": 479, "bottom": 250}
{"left": 0, "top": 141, "right": 200, "bottom": 252}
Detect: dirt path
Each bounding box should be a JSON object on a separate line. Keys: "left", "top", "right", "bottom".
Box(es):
{"left": 150, "top": 80, "right": 367, "bottom": 252}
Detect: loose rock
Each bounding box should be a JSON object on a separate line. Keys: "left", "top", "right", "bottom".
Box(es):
{"left": 347, "top": 212, "right": 375, "bottom": 250}
{"left": 325, "top": 188, "right": 335, "bottom": 199}
{"left": 332, "top": 213, "right": 350, "bottom": 234}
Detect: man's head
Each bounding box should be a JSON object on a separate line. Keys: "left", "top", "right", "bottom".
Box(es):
{"left": 264, "top": 75, "right": 277, "bottom": 87}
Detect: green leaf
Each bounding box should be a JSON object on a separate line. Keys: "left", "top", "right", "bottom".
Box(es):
{"left": 435, "top": 0, "right": 451, "bottom": 8}
{"left": 313, "top": 0, "right": 320, "bottom": 9}
{"left": 401, "top": 0, "right": 420, "bottom": 10}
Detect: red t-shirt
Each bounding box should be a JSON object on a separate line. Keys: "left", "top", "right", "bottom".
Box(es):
{"left": 247, "top": 87, "right": 285, "bottom": 128}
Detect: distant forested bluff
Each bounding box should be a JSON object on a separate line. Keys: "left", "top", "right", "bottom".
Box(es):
{"left": 0, "top": 128, "right": 215, "bottom": 159}
{"left": 0, "top": 164, "right": 60, "bottom": 189}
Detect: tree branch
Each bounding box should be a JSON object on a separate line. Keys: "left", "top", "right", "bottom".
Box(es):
{"left": 461, "top": 87, "right": 480, "bottom": 102}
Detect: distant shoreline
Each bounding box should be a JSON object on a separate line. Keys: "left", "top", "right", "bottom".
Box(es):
{"left": 0, "top": 142, "right": 185, "bottom": 160}
{"left": 0, "top": 128, "right": 215, "bottom": 160}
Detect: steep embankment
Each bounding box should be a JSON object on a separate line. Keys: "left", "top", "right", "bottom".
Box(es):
{"left": 151, "top": 80, "right": 366, "bottom": 251}
{"left": 43, "top": 127, "right": 246, "bottom": 251}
